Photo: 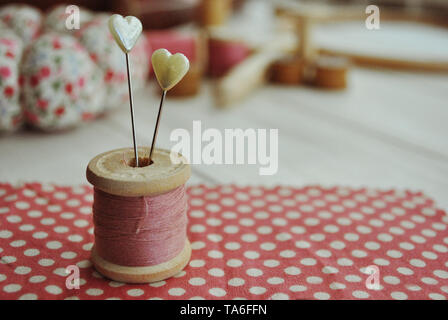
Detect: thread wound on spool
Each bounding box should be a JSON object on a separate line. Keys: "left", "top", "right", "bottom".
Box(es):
{"left": 93, "top": 185, "right": 188, "bottom": 267}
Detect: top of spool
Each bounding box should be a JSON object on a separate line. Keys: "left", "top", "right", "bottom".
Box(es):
{"left": 86, "top": 148, "right": 191, "bottom": 197}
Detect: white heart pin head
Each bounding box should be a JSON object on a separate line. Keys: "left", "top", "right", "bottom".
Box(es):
{"left": 152, "top": 49, "right": 190, "bottom": 91}
{"left": 108, "top": 14, "right": 142, "bottom": 53}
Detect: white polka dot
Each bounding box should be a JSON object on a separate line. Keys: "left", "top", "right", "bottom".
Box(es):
{"left": 410, "top": 259, "right": 426, "bottom": 268}
{"left": 391, "top": 291, "right": 408, "bottom": 300}
{"left": 14, "top": 266, "right": 31, "bottom": 275}
{"left": 209, "top": 288, "right": 226, "bottom": 297}
{"left": 0, "top": 230, "right": 13, "bottom": 239}
{"left": 324, "top": 225, "right": 339, "bottom": 233}
{"left": 345, "top": 275, "right": 361, "bottom": 282}
{"left": 433, "top": 270, "right": 448, "bottom": 279}
{"left": 378, "top": 233, "right": 393, "bottom": 242}
{"left": 433, "top": 244, "right": 448, "bottom": 253}
{"left": 268, "top": 277, "right": 285, "bottom": 285}
{"left": 301, "top": 258, "right": 317, "bottom": 266}
{"left": 344, "top": 233, "right": 359, "bottom": 241}
{"left": 295, "top": 240, "right": 311, "bottom": 249}
{"left": 314, "top": 292, "right": 330, "bottom": 300}
{"left": 190, "top": 224, "right": 206, "bottom": 233}
{"left": 429, "top": 293, "right": 446, "bottom": 300}
{"left": 307, "top": 276, "right": 323, "bottom": 284}
{"left": 309, "top": 233, "right": 325, "bottom": 242}
{"left": 330, "top": 282, "right": 346, "bottom": 290}
{"left": 264, "top": 259, "right": 280, "bottom": 268}
{"left": 228, "top": 278, "right": 245, "bottom": 286}
{"left": 61, "top": 251, "right": 77, "bottom": 259}
{"left": 257, "top": 226, "right": 272, "bottom": 234}
{"left": 280, "top": 250, "right": 296, "bottom": 258}
{"left": 271, "top": 293, "right": 289, "bottom": 300}
{"left": 246, "top": 268, "right": 263, "bottom": 277}
{"left": 241, "top": 234, "right": 258, "bottom": 242}
{"left": 284, "top": 266, "right": 301, "bottom": 275}
{"left": 374, "top": 258, "right": 390, "bottom": 266}
{"left": 291, "top": 226, "right": 305, "bottom": 234}
{"left": 45, "top": 285, "right": 62, "bottom": 295}
{"left": 127, "top": 289, "right": 144, "bottom": 297}
{"left": 397, "top": 267, "right": 414, "bottom": 275}
{"left": 189, "top": 259, "right": 205, "bottom": 267}
{"left": 46, "top": 241, "right": 62, "bottom": 249}
{"left": 421, "top": 277, "right": 438, "bottom": 285}
{"left": 224, "top": 242, "right": 241, "bottom": 250}
{"left": 411, "top": 235, "right": 426, "bottom": 244}
{"left": 38, "top": 259, "right": 55, "bottom": 267}
{"left": 351, "top": 250, "right": 367, "bottom": 258}
{"left": 353, "top": 290, "right": 370, "bottom": 299}
{"left": 422, "top": 251, "right": 438, "bottom": 260}
{"left": 252, "top": 241, "right": 273, "bottom": 253}
{"left": 3, "top": 284, "right": 22, "bottom": 293}
{"left": 168, "top": 288, "right": 185, "bottom": 296}
{"left": 249, "top": 287, "right": 266, "bottom": 295}
{"left": 365, "top": 241, "right": 381, "bottom": 250}
{"left": 208, "top": 250, "right": 223, "bottom": 259}
{"left": 208, "top": 268, "right": 225, "bottom": 277}
{"left": 322, "top": 266, "right": 339, "bottom": 274}
{"left": 29, "top": 275, "right": 46, "bottom": 283}
{"left": 330, "top": 241, "right": 346, "bottom": 250}
{"left": 189, "top": 277, "right": 206, "bottom": 286}
{"left": 10, "top": 240, "right": 26, "bottom": 247}
{"left": 276, "top": 232, "right": 292, "bottom": 241}
{"left": 224, "top": 225, "right": 239, "bottom": 234}
{"left": 244, "top": 251, "right": 260, "bottom": 259}
{"left": 226, "top": 259, "right": 243, "bottom": 267}
{"left": 290, "top": 285, "right": 307, "bottom": 292}
{"left": 384, "top": 276, "right": 400, "bottom": 285}
{"left": 19, "top": 293, "right": 38, "bottom": 300}
{"left": 337, "top": 258, "right": 353, "bottom": 266}
{"left": 207, "top": 234, "right": 222, "bottom": 242}
{"left": 399, "top": 242, "right": 415, "bottom": 250}
{"left": 387, "top": 250, "right": 403, "bottom": 259}
{"left": 316, "top": 249, "right": 332, "bottom": 258}
{"left": 191, "top": 241, "right": 206, "bottom": 250}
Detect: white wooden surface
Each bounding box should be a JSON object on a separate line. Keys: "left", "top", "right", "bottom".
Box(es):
{"left": 1, "top": 68, "right": 448, "bottom": 210}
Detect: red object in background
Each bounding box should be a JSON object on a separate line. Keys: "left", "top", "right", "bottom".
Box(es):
{"left": 146, "top": 30, "right": 197, "bottom": 73}
{"left": 1, "top": 182, "right": 448, "bottom": 300}
{"left": 208, "top": 38, "right": 251, "bottom": 78}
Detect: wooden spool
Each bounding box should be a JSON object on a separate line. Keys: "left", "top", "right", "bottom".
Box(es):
{"left": 270, "top": 56, "right": 304, "bottom": 85}
{"left": 86, "top": 147, "right": 191, "bottom": 283}
{"left": 168, "top": 64, "right": 203, "bottom": 97}
{"left": 313, "top": 55, "right": 349, "bottom": 89}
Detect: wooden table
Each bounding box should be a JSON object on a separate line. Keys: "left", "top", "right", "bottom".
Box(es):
{"left": 1, "top": 68, "right": 447, "bottom": 209}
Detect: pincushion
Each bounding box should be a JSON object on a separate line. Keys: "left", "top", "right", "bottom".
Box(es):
{"left": 20, "top": 33, "right": 105, "bottom": 130}
{"left": 78, "top": 16, "right": 149, "bottom": 109}
{"left": 0, "top": 4, "right": 42, "bottom": 43}
{"left": 0, "top": 4, "right": 150, "bottom": 133}
{"left": 0, "top": 31, "right": 23, "bottom": 132}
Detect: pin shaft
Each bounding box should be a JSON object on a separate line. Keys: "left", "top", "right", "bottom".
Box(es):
{"left": 125, "top": 52, "right": 139, "bottom": 167}
{"left": 149, "top": 90, "right": 167, "bottom": 162}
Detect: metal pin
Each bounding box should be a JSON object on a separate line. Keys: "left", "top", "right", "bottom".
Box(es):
{"left": 149, "top": 90, "right": 167, "bottom": 162}
{"left": 125, "top": 52, "right": 139, "bottom": 167}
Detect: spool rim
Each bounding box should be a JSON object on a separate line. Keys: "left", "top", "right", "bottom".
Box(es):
{"left": 91, "top": 240, "right": 192, "bottom": 284}
{"left": 86, "top": 147, "right": 191, "bottom": 197}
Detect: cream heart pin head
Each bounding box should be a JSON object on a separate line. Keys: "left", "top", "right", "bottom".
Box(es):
{"left": 152, "top": 49, "right": 190, "bottom": 91}
{"left": 108, "top": 14, "right": 142, "bottom": 53}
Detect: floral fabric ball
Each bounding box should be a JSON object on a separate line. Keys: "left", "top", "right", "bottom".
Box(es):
{"left": 0, "top": 4, "right": 42, "bottom": 43}
{"left": 21, "top": 33, "right": 105, "bottom": 130}
{"left": 0, "top": 31, "right": 23, "bottom": 132}
{"left": 44, "top": 4, "right": 93, "bottom": 35}
{"left": 77, "top": 17, "right": 149, "bottom": 109}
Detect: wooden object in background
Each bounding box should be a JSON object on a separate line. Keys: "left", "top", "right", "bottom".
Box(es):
{"left": 200, "top": 0, "right": 232, "bottom": 26}
{"left": 314, "top": 55, "right": 349, "bottom": 89}
{"left": 168, "top": 63, "right": 203, "bottom": 97}
{"left": 270, "top": 56, "right": 304, "bottom": 85}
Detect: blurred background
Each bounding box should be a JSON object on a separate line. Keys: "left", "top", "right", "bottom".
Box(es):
{"left": 0, "top": 0, "right": 447, "bottom": 209}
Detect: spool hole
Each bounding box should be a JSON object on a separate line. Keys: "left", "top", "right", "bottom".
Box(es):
{"left": 127, "top": 157, "right": 154, "bottom": 168}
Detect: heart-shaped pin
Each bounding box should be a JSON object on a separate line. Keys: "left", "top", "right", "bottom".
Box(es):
{"left": 152, "top": 49, "right": 190, "bottom": 91}
{"left": 108, "top": 14, "right": 142, "bottom": 53}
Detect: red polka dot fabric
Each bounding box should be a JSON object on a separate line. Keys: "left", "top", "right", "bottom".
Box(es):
{"left": 0, "top": 183, "right": 447, "bottom": 300}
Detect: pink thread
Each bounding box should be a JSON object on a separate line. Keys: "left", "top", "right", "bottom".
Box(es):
{"left": 93, "top": 186, "right": 188, "bottom": 267}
